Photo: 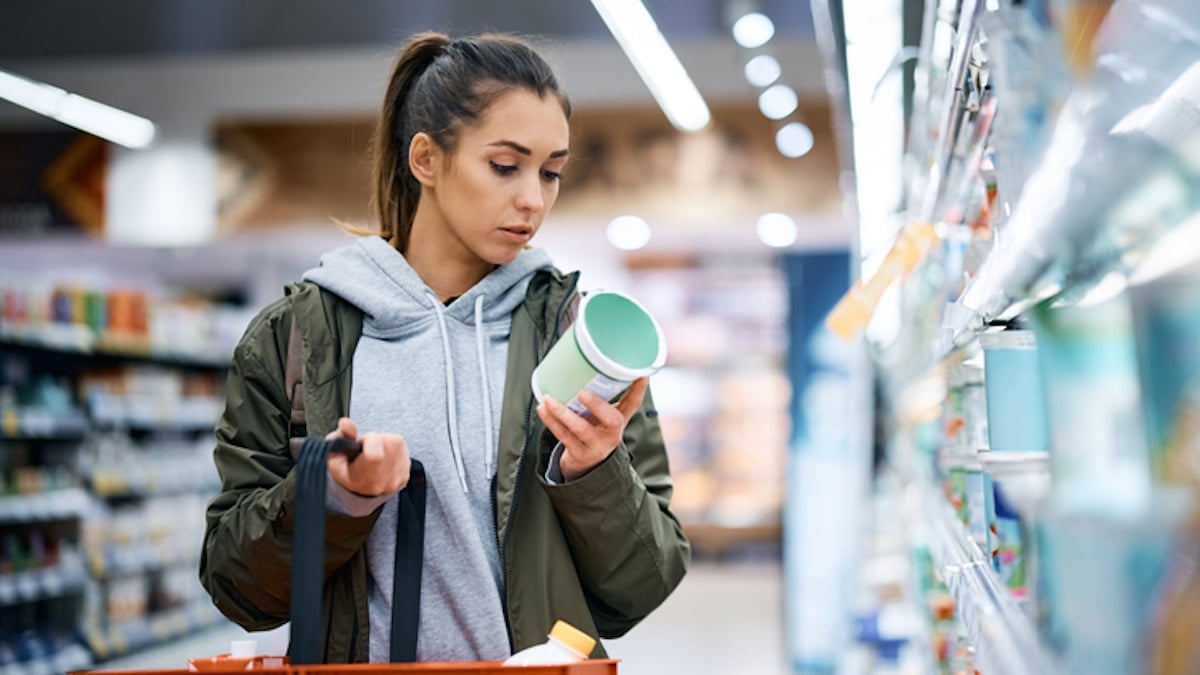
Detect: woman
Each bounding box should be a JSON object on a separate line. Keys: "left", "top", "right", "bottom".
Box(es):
{"left": 199, "top": 32, "right": 690, "bottom": 664}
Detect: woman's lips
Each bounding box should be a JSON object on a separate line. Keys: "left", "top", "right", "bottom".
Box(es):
{"left": 499, "top": 225, "right": 533, "bottom": 243}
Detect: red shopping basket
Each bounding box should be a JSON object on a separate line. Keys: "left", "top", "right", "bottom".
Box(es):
{"left": 80, "top": 661, "right": 620, "bottom": 674}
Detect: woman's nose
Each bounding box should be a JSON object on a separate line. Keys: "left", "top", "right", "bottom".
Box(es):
{"left": 514, "top": 175, "right": 545, "bottom": 212}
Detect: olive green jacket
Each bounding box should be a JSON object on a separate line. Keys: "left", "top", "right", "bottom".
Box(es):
{"left": 200, "top": 268, "right": 690, "bottom": 663}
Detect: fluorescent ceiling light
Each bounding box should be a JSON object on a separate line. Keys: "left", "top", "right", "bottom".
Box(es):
{"left": 758, "top": 84, "right": 798, "bottom": 120}
{"left": 744, "top": 54, "right": 782, "bottom": 87}
{"left": 590, "top": 0, "right": 711, "bottom": 132}
{"left": 0, "top": 69, "right": 156, "bottom": 149}
{"left": 732, "top": 12, "right": 775, "bottom": 48}
{"left": 757, "top": 212, "right": 797, "bottom": 247}
{"left": 607, "top": 215, "right": 653, "bottom": 250}
{"left": 776, "top": 122, "right": 814, "bottom": 158}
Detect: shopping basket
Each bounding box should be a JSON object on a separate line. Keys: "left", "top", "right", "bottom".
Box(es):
{"left": 73, "top": 437, "right": 618, "bottom": 674}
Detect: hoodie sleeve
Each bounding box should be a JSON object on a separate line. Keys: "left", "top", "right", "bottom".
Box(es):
{"left": 199, "top": 298, "right": 381, "bottom": 630}
{"left": 537, "top": 386, "right": 691, "bottom": 638}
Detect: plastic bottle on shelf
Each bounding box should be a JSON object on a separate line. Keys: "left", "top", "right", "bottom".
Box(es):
{"left": 502, "top": 620, "right": 595, "bottom": 666}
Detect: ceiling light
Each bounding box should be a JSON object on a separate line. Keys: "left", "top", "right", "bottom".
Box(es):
{"left": 744, "top": 54, "right": 782, "bottom": 87}
{"left": 776, "top": 122, "right": 814, "bottom": 158}
{"left": 607, "top": 215, "right": 653, "bottom": 250}
{"left": 757, "top": 212, "right": 797, "bottom": 248}
{"left": 590, "top": 0, "right": 711, "bottom": 132}
{"left": 732, "top": 12, "right": 775, "bottom": 49}
{"left": 758, "top": 84, "right": 798, "bottom": 120}
{"left": 0, "top": 68, "right": 156, "bottom": 149}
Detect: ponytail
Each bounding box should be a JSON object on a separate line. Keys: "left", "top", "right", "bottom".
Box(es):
{"left": 371, "top": 33, "right": 451, "bottom": 250}
{"left": 368, "top": 31, "right": 571, "bottom": 252}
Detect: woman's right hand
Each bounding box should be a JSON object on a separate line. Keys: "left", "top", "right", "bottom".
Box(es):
{"left": 325, "top": 417, "right": 411, "bottom": 497}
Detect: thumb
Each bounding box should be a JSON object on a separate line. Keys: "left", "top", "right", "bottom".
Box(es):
{"left": 326, "top": 417, "right": 359, "bottom": 441}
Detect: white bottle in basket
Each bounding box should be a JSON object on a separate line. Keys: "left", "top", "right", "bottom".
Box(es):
{"left": 502, "top": 620, "right": 596, "bottom": 666}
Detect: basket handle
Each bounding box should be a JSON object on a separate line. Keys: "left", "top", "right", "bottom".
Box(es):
{"left": 289, "top": 436, "right": 425, "bottom": 664}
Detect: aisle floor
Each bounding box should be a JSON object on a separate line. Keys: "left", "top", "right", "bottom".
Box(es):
{"left": 98, "top": 560, "right": 789, "bottom": 675}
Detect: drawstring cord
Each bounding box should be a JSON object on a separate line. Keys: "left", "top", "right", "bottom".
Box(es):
{"left": 427, "top": 293, "right": 470, "bottom": 494}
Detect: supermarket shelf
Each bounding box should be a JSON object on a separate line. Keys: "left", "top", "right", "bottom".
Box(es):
{"left": 0, "top": 557, "right": 89, "bottom": 607}
{"left": 86, "top": 542, "right": 199, "bottom": 580}
{"left": 0, "top": 410, "right": 90, "bottom": 441}
{"left": 87, "top": 469, "right": 219, "bottom": 500}
{"left": 88, "top": 396, "right": 222, "bottom": 434}
{"left": 0, "top": 488, "right": 90, "bottom": 524}
{"left": 86, "top": 601, "right": 225, "bottom": 663}
{"left": 0, "top": 638, "right": 93, "bottom": 675}
{"left": 0, "top": 325, "right": 229, "bottom": 369}
{"left": 925, "top": 491, "right": 1057, "bottom": 675}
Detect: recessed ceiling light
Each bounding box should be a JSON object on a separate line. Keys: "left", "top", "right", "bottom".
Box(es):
{"left": 732, "top": 12, "right": 775, "bottom": 49}
{"left": 744, "top": 54, "right": 782, "bottom": 87}
{"left": 606, "top": 215, "right": 652, "bottom": 250}
{"left": 758, "top": 84, "right": 798, "bottom": 120}
{"left": 776, "top": 122, "right": 814, "bottom": 158}
{"left": 757, "top": 212, "right": 797, "bottom": 248}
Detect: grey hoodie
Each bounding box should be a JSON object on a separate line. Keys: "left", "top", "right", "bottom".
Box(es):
{"left": 302, "top": 236, "right": 553, "bottom": 662}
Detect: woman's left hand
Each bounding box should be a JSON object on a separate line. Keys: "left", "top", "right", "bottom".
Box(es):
{"left": 537, "top": 377, "right": 648, "bottom": 482}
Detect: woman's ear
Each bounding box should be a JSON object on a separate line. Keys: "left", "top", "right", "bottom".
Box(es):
{"left": 409, "top": 132, "right": 439, "bottom": 187}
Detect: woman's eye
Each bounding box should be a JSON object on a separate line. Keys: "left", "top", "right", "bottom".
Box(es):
{"left": 489, "top": 161, "right": 517, "bottom": 176}
{"left": 541, "top": 170, "right": 562, "bottom": 182}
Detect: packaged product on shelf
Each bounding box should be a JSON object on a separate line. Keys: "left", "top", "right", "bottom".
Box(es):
{"left": 962, "top": 0, "right": 1200, "bottom": 320}
{"left": 1128, "top": 220, "right": 1200, "bottom": 484}
{"left": 963, "top": 459, "right": 988, "bottom": 552}
{"left": 1127, "top": 219, "right": 1200, "bottom": 674}
{"left": 978, "top": 329, "right": 1049, "bottom": 453}
{"left": 1032, "top": 290, "right": 1153, "bottom": 516}
{"left": 986, "top": 479, "right": 1026, "bottom": 598}
{"left": 1040, "top": 492, "right": 1190, "bottom": 675}
{"left": 978, "top": 3, "right": 1070, "bottom": 213}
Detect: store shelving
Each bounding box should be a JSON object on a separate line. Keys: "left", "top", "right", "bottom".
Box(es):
{"left": 0, "top": 488, "right": 89, "bottom": 525}
{"left": 0, "top": 553, "right": 89, "bottom": 608}
{"left": 1, "top": 277, "right": 248, "bottom": 668}
{"left": 822, "top": 0, "right": 1200, "bottom": 671}
{"left": 83, "top": 601, "right": 224, "bottom": 663}
{"left": 924, "top": 488, "right": 1056, "bottom": 675}
{"left": 0, "top": 326, "right": 231, "bottom": 370}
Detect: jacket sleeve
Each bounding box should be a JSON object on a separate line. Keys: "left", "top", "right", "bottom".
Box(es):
{"left": 538, "top": 387, "right": 691, "bottom": 638}
{"left": 199, "top": 301, "right": 380, "bottom": 630}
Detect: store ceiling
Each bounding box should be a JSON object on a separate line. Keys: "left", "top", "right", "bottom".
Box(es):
{"left": 0, "top": 0, "right": 815, "bottom": 61}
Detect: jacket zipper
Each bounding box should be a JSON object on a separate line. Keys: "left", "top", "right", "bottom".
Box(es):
{"left": 497, "top": 273, "right": 578, "bottom": 646}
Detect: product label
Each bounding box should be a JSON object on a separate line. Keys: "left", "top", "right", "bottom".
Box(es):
{"left": 566, "top": 374, "right": 630, "bottom": 416}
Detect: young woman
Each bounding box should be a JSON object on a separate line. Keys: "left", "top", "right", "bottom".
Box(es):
{"left": 200, "top": 32, "right": 690, "bottom": 664}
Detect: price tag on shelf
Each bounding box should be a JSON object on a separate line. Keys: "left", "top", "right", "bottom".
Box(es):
{"left": 2, "top": 409, "right": 18, "bottom": 437}
{"left": 86, "top": 628, "right": 108, "bottom": 659}
{"left": 87, "top": 548, "right": 106, "bottom": 577}
{"left": 110, "top": 627, "right": 128, "bottom": 654}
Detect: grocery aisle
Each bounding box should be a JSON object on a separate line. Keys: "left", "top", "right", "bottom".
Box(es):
{"left": 97, "top": 560, "right": 788, "bottom": 674}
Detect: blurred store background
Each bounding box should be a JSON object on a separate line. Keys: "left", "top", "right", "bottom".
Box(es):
{"left": 0, "top": 2, "right": 854, "bottom": 674}
{"left": 8, "top": 0, "right": 1200, "bottom": 674}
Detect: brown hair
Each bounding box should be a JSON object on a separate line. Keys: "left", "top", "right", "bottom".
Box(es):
{"left": 368, "top": 32, "right": 572, "bottom": 251}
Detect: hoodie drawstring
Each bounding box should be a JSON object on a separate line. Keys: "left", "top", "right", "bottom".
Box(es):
{"left": 428, "top": 293, "right": 470, "bottom": 494}
{"left": 474, "top": 296, "right": 496, "bottom": 478}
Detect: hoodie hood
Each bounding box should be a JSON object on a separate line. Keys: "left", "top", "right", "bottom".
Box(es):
{"left": 302, "top": 236, "right": 552, "bottom": 339}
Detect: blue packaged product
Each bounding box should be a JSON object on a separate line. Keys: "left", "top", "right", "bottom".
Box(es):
{"left": 979, "top": 330, "right": 1050, "bottom": 452}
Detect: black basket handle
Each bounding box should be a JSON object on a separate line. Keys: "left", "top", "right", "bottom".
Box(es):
{"left": 288, "top": 436, "right": 425, "bottom": 664}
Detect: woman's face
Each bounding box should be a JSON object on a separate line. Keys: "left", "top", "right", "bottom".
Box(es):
{"left": 421, "top": 88, "right": 570, "bottom": 267}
